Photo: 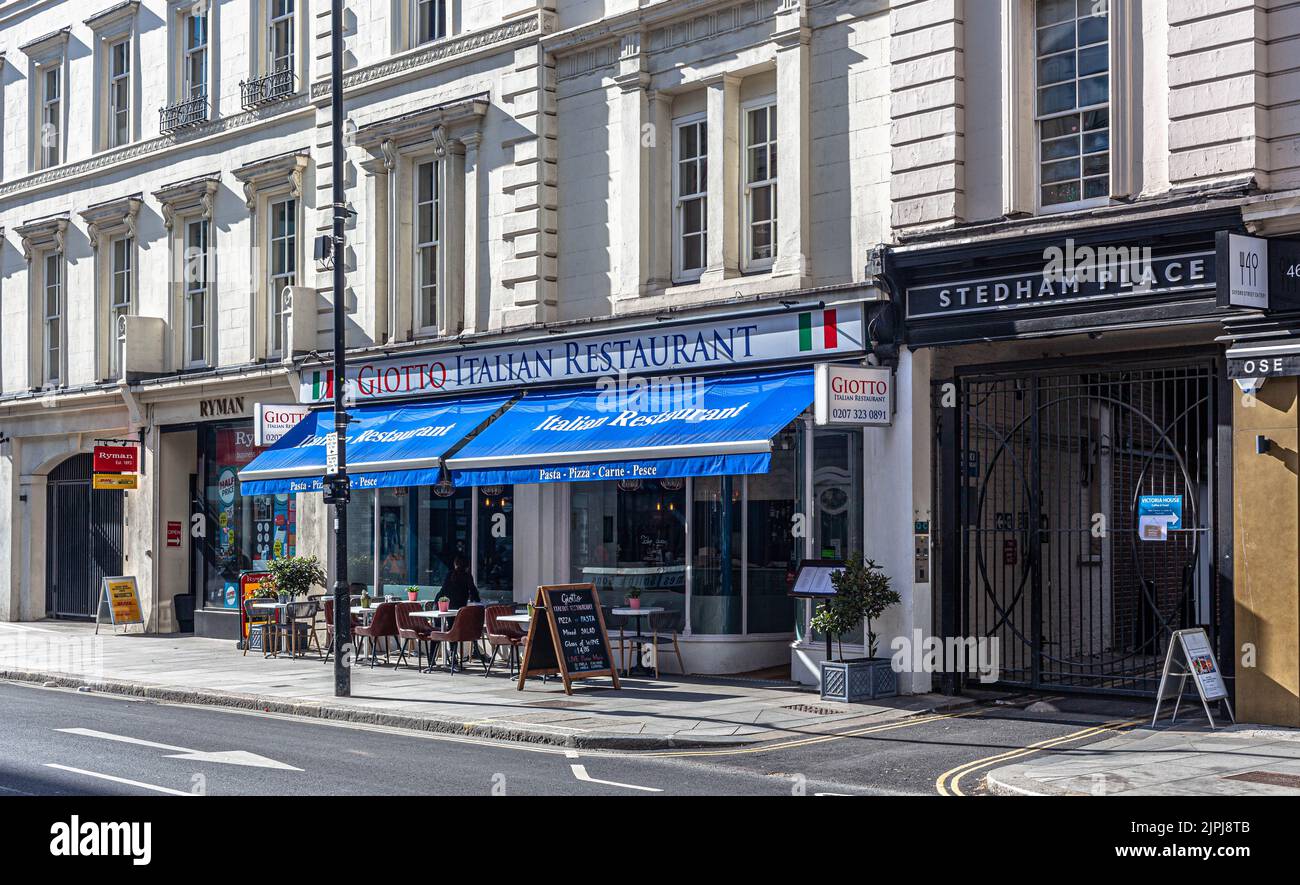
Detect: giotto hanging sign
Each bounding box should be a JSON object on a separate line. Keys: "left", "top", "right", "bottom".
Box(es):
{"left": 814, "top": 363, "right": 892, "bottom": 426}
{"left": 254, "top": 402, "right": 312, "bottom": 447}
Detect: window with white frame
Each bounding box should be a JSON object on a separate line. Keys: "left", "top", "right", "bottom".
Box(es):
{"left": 40, "top": 65, "right": 61, "bottom": 168}
{"left": 184, "top": 219, "right": 210, "bottom": 367}
{"left": 108, "top": 39, "right": 131, "bottom": 148}
{"left": 414, "top": 160, "right": 441, "bottom": 334}
{"left": 43, "top": 252, "right": 63, "bottom": 385}
{"left": 270, "top": 0, "right": 295, "bottom": 74}
{"left": 414, "top": 0, "right": 447, "bottom": 46}
{"left": 109, "top": 236, "right": 134, "bottom": 378}
{"left": 1035, "top": 0, "right": 1109, "bottom": 209}
{"left": 184, "top": 9, "right": 208, "bottom": 101}
{"left": 674, "top": 117, "right": 707, "bottom": 281}
{"left": 268, "top": 197, "right": 297, "bottom": 356}
{"left": 743, "top": 101, "right": 777, "bottom": 270}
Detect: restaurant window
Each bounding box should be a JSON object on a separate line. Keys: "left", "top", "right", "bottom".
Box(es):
{"left": 345, "top": 489, "right": 377, "bottom": 591}
{"left": 742, "top": 100, "right": 777, "bottom": 271}
{"left": 807, "top": 425, "right": 865, "bottom": 647}
{"left": 746, "top": 424, "right": 803, "bottom": 633}
{"left": 571, "top": 479, "right": 687, "bottom": 633}
{"left": 674, "top": 115, "right": 707, "bottom": 281}
{"left": 197, "top": 422, "right": 297, "bottom": 610}
{"left": 477, "top": 486, "right": 514, "bottom": 605}
{"left": 692, "top": 476, "right": 742, "bottom": 634}
{"left": 1035, "top": 0, "right": 1109, "bottom": 209}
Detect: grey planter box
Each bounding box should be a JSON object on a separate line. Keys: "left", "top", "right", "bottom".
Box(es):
{"left": 820, "top": 658, "right": 898, "bottom": 702}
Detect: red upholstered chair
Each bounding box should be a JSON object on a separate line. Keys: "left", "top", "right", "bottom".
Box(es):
{"left": 428, "top": 604, "right": 486, "bottom": 675}
{"left": 353, "top": 602, "right": 399, "bottom": 667}
{"left": 393, "top": 601, "right": 433, "bottom": 670}
{"left": 483, "top": 604, "right": 526, "bottom": 677}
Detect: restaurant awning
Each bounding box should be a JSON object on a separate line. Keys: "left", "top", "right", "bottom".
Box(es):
{"left": 445, "top": 369, "right": 813, "bottom": 486}
{"left": 238, "top": 395, "right": 512, "bottom": 495}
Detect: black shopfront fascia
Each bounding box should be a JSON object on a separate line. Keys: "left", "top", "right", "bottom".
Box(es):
{"left": 883, "top": 207, "right": 1250, "bottom": 348}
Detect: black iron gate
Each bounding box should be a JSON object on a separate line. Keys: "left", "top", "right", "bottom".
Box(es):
{"left": 940, "top": 357, "right": 1224, "bottom": 695}
{"left": 45, "top": 454, "right": 124, "bottom": 619}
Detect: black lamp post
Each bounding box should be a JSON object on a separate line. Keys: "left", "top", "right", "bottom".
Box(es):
{"left": 329, "top": 0, "right": 352, "bottom": 698}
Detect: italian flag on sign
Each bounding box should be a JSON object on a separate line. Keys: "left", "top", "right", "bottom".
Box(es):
{"left": 798, "top": 308, "right": 839, "bottom": 352}
{"left": 310, "top": 369, "right": 334, "bottom": 401}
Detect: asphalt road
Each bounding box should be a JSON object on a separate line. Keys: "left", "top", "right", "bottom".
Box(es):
{"left": 0, "top": 680, "right": 1149, "bottom": 797}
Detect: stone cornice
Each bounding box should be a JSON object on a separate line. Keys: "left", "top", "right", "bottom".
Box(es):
{"left": 354, "top": 95, "right": 489, "bottom": 159}
{"left": 543, "top": 0, "right": 777, "bottom": 55}
{"left": 79, "top": 194, "right": 143, "bottom": 246}
{"left": 19, "top": 27, "right": 70, "bottom": 62}
{"left": 153, "top": 173, "right": 221, "bottom": 229}
{"left": 14, "top": 214, "right": 69, "bottom": 260}
{"left": 231, "top": 151, "right": 310, "bottom": 209}
{"left": 84, "top": 0, "right": 140, "bottom": 35}
{"left": 310, "top": 14, "right": 551, "bottom": 105}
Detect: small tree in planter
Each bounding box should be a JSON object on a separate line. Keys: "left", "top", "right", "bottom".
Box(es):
{"left": 813, "top": 554, "right": 901, "bottom": 702}
{"left": 265, "top": 555, "right": 326, "bottom": 604}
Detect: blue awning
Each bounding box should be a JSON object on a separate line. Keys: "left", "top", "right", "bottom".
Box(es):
{"left": 239, "top": 395, "right": 512, "bottom": 495}
{"left": 445, "top": 369, "right": 813, "bottom": 486}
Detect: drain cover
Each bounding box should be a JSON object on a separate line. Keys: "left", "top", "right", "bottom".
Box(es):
{"left": 1223, "top": 771, "right": 1300, "bottom": 789}
{"left": 781, "top": 703, "right": 851, "bottom": 716}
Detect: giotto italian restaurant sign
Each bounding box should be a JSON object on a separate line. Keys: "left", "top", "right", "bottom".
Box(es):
{"left": 299, "top": 303, "right": 865, "bottom": 404}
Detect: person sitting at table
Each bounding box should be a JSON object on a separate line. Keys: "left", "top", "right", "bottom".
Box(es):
{"left": 442, "top": 554, "right": 481, "bottom": 609}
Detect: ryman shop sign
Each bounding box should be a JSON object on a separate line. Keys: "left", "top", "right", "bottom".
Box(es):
{"left": 300, "top": 303, "right": 865, "bottom": 404}
{"left": 906, "top": 243, "right": 1216, "bottom": 320}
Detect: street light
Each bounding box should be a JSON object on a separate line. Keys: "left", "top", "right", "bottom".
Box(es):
{"left": 327, "top": 0, "right": 352, "bottom": 698}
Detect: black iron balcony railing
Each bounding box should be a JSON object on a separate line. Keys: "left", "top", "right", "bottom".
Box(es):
{"left": 160, "top": 94, "right": 209, "bottom": 132}
{"left": 240, "top": 68, "right": 296, "bottom": 109}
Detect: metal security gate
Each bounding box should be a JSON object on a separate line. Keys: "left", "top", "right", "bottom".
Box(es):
{"left": 45, "top": 454, "right": 124, "bottom": 619}
{"left": 940, "top": 357, "right": 1224, "bottom": 696}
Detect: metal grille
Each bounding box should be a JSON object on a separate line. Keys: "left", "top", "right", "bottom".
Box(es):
{"left": 945, "top": 360, "right": 1220, "bottom": 695}
{"left": 45, "top": 454, "right": 124, "bottom": 619}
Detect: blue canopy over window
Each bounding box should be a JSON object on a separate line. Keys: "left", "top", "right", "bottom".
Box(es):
{"left": 239, "top": 395, "right": 511, "bottom": 495}
{"left": 445, "top": 369, "right": 813, "bottom": 486}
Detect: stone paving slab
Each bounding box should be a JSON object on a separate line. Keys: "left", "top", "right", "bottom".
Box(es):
{"left": 988, "top": 724, "right": 1300, "bottom": 796}
{"left": 0, "top": 621, "right": 968, "bottom": 750}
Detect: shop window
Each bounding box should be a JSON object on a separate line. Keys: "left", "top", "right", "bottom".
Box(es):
{"left": 1035, "top": 0, "right": 1109, "bottom": 209}
{"left": 746, "top": 425, "right": 803, "bottom": 634}
{"left": 196, "top": 422, "right": 297, "bottom": 610}
{"left": 477, "top": 486, "right": 514, "bottom": 605}
{"left": 807, "top": 426, "right": 865, "bottom": 647}
{"left": 692, "top": 476, "right": 743, "bottom": 635}
{"left": 345, "top": 490, "right": 377, "bottom": 592}
{"left": 570, "top": 479, "right": 688, "bottom": 633}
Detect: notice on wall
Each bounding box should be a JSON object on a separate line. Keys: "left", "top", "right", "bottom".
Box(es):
{"left": 96, "top": 576, "right": 144, "bottom": 634}
{"left": 1138, "top": 495, "right": 1183, "bottom": 542}
{"left": 166, "top": 521, "right": 183, "bottom": 547}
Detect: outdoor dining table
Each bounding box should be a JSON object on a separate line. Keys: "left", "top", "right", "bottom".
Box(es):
{"left": 610, "top": 607, "right": 665, "bottom": 677}
{"left": 249, "top": 602, "right": 314, "bottom": 659}
{"left": 411, "top": 609, "right": 466, "bottom": 672}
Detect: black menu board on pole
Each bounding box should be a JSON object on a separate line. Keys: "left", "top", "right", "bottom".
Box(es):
{"left": 517, "top": 583, "right": 620, "bottom": 695}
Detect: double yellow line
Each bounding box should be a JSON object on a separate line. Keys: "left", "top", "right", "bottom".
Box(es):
{"left": 935, "top": 717, "right": 1141, "bottom": 796}
{"left": 644, "top": 707, "right": 988, "bottom": 759}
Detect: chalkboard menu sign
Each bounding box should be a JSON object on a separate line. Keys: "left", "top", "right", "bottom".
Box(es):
{"left": 517, "top": 583, "right": 620, "bottom": 695}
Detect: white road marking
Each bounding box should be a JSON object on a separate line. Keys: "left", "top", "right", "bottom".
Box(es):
{"left": 570, "top": 764, "right": 662, "bottom": 792}
{"left": 56, "top": 727, "right": 303, "bottom": 771}
{"left": 43, "top": 764, "right": 192, "bottom": 796}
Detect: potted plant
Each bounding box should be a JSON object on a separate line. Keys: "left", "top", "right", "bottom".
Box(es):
{"left": 437, "top": 595, "right": 450, "bottom": 613}
{"left": 406, "top": 585, "right": 419, "bottom": 602}
{"left": 265, "top": 554, "right": 326, "bottom": 604}
{"left": 626, "top": 587, "right": 642, "bottom": 610}
{"left": 813, "top": 554, "right": 902, "bottom": 703}
{"left": 359, "top": 589, "right": 371, "bottom": 609}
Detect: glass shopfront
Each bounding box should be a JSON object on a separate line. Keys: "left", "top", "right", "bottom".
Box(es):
{"left": 196, "top": 420, "right": 297, "bottom": 610}
{"left": 569, "top": 420, "right": 810, "bottom": 637}
{"left": 344, "top": 483, "right": 513, "bottom": 604}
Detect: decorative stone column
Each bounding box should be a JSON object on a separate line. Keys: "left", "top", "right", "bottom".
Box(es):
{"left": 771, "top": 0, "right": 812, "bottom": 282}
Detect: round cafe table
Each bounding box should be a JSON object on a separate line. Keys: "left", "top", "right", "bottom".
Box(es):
{"left": 610, "top": 607, "right": 665, "bottom": 677}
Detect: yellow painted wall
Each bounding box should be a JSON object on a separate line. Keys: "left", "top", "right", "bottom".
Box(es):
{"left": 1233, "top": 378, "right": 1300, "bottom": 726}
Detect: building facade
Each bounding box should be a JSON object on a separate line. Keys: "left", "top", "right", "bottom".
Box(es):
{"left": 1, "top": 0, "right": 1299, "bottom": 721}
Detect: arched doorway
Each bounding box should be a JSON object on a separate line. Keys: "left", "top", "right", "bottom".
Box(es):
{"left": 45, "top": 454, "right": 125, "bottom": 618}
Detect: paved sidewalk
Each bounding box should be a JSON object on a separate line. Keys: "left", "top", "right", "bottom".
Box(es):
{"left": 0, "top": 621, "right": 965, "bottom": 750}
{"left": 988, "top": 723, "right": 1300, "bottom": 796}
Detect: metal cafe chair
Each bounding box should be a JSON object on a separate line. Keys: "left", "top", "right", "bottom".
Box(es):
{"left": 284, "top": 600, "right": 318, "bottom": 658}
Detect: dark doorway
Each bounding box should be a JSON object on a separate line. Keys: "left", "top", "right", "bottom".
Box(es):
{"left": 937, "top": 356, "right": 1225, "bottom": 696}
{"left": 45, "top": 454, "right": 125, "bottom": 619}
